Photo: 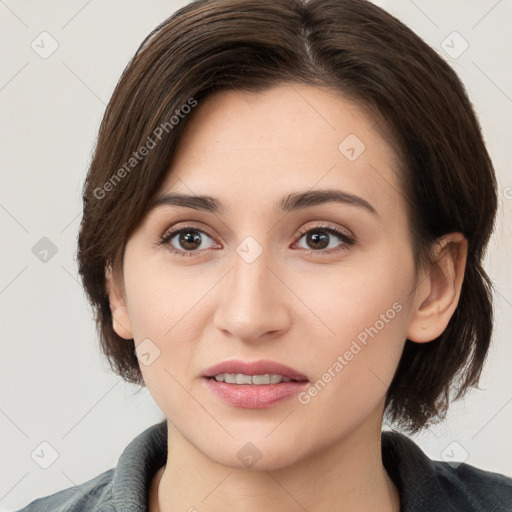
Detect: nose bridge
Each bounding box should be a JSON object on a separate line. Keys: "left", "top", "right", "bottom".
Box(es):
{"left": 213, "top": 235, "right": 290, "bottom": 341}
{"left": 233, "top": 237, "right": 271, "bottom": 299}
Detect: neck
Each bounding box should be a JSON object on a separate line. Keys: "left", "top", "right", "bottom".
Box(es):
{"left": 152, "top": 412, "right": 399, "bottom": 512}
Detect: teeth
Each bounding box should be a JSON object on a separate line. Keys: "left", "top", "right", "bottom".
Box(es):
{"left": 236, "top": 374, "right": 253, "bottom": 385}
{"left": 213, "top": 373, "right": 293, "bottom": 385}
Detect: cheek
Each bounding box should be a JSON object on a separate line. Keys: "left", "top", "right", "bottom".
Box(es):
{"left": 122, "top": 260, "right": 217, "bottom": 398}
{"left": 123, "top": 258, "right": 212, "bottom": 339}
{"left": 293, "top": 251, "right": 414, "bottom": 407}
{"left": 298, "top": 248, "right": 413, "bottom": 342}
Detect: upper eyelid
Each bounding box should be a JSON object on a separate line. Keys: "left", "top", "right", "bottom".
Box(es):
{"left": 295, "top": 222, "right": 353, "bottom": 237}
{"left": 162, "top": 223, "right": 214, "bottom": 240}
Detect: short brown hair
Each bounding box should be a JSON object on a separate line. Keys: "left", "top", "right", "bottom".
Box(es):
{"left": 77, "top": 0, "right": 497, "bottom": 432}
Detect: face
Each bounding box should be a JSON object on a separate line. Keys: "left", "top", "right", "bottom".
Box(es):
{"left": 108, "top": 83, "right": 425, "bottom": 470}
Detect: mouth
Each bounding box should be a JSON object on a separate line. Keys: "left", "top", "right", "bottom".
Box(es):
{"left": 207, "top": 373, "right": 306, "bottom": 385}
{"left": 202, "top": 358, "right": 309, "bottom": 382}
{"left": 202, "top": 359, "right": 309, "bottom": 408}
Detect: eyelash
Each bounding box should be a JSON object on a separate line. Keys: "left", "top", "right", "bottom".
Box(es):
{"left": 157, "top": 223, "right": 356, "bottom": 258}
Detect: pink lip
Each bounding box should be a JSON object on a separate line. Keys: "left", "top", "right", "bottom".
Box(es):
{"left": 202, "top": 359, "right": 308, "bottom": 381}
{"left": 204, "top": 379, "right": 309, "bottom": 408}
{"left": 202, "top": 359, "right": 309, "bottom": 409}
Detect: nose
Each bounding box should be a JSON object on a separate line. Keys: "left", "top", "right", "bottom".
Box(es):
{"left": 213, "top": 244, "right": 292, "bottom": 344}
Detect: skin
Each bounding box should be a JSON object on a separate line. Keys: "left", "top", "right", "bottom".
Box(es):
{"left": 106, "top": 83, "right": 467, "bottom": 512}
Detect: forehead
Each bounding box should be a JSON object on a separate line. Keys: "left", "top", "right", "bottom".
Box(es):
{"left": 158, "top": 83, "right": 404, "bottom": 219}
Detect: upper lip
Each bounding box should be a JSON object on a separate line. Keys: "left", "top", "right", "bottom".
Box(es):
{"left": 203, "top": 359, "right": 309, "bottom": 381}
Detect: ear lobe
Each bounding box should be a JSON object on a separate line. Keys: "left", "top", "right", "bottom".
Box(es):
{"left": 105, "top": 266, "right": 134, "bottom": 340}
{"left": 407, "top": 233, "right": 468, "bottom": 343}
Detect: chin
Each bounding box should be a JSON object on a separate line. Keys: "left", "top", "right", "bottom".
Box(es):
{"left": 200, "top": 437, "right": 308, "bottom": 472}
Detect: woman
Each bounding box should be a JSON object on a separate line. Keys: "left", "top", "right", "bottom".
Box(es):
{"left": 17, "top": 0, "right": 512, "bottom": 510}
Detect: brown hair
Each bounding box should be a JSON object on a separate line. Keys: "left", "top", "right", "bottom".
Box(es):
{"left": 77, "top": 0, "right": 497, "bottom": 432}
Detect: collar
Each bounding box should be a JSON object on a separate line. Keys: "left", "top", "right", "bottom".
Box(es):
{"left": 111, "top": 419, "right": 168, "bottom": 511}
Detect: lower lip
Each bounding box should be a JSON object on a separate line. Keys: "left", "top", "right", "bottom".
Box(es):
{"left": 203, "top": 378, "right": 309, "bottom": 409}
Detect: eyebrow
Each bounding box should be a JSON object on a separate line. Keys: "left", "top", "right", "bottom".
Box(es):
{"left": 148, "top": 189, "right": 378, "bottom": 217}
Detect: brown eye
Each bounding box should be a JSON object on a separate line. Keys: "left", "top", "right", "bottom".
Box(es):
{"left": 303, "top": 231, "right": 330, "bottom": 250}
{"left": 159, "top": 226, "right": 216, "bottom": 256}
{"left": 177, "top": 230, "right": 203, "bottom": 251}
{"left": 295, "top": 225, "right": 355, "bottom": 254}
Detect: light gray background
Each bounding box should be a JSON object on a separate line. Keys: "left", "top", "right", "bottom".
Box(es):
{"left": 1, "top": 0, "right": 511, "bottom": 510}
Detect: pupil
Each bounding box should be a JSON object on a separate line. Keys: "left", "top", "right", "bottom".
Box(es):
{"left": 180, "top": 231, "right": 201, "bottom": 250}
{"left": 308, "top": 231, "right": 329, "bottom": 250}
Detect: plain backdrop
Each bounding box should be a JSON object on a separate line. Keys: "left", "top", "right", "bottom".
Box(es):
{"left": 1, "top": 0, "right": 511, "bottom": 510}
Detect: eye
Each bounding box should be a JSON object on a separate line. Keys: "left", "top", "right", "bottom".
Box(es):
{"left": 157, "top": 222, "right": 355, "bottom": 257}
{"left": 158, "top": 225, "right": 217, "bottom": 257}
{"left": 294, "top": 224, "right": 355, "bottom": 254}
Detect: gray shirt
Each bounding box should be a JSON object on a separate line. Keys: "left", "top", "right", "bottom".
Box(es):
{"left": 16, "top": 420, "right": 512, "bottom": 511}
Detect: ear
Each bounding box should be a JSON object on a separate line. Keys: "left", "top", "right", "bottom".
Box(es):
{"left": 105, "top": 266, "right": 134, "bottom": 340}
{"left": 407, "top": 233, "right": 468, "bottom": 343}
